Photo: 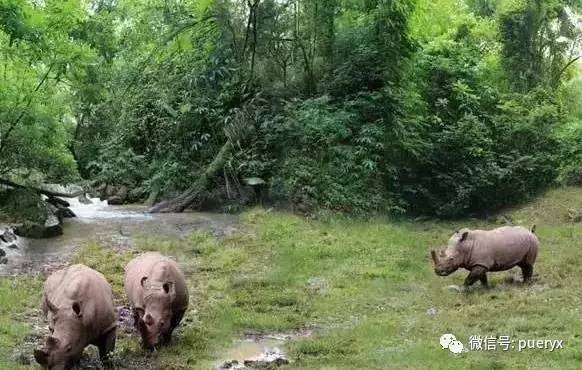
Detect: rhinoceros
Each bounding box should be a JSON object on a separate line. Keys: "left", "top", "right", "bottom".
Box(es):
{"left": 34, "top": 264, "right": 117, "bottom": 369}
{"left": 430, "top": 225, "right": 539, "bottom": 287}
{"left": 124, "top": 252, "right": 189, "bottom": 348}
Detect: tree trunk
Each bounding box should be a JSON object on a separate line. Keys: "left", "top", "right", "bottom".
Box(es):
{"left": 0, "top": 178, "right": 85, "bottom": 198}
{"left": 149, "top": 141, "right": 233, "bottom": 213}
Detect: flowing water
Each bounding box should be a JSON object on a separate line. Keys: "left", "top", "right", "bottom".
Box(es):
{"left": 0, "top": 197, "right": 238, "bottom": 275}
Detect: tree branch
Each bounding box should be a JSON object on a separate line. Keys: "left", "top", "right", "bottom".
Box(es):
{"left": 0, "top": 178, "right": 85, "bottom": 198}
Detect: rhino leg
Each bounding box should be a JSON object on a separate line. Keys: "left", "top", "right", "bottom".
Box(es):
{"left": 519, "top": 263, "right": 533, "bottom": 283}
{"left": 96, "top": 327, "right": 116, "bottom": 366}
{"left": 464, "top": 266, "right": 488, "bottom": 287}
{"left": 162, "top": 309, "right": 186, "bottom": 344}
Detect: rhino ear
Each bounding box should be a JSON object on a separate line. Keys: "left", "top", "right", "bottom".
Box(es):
{"left": 459, "top": 231, "right": 469, "bottom": 242}
{"left": 72, "top": 301, "right": 83, "bottom": 318}
{"left": 34, "top": 348, "right": 49, "bottom": 365}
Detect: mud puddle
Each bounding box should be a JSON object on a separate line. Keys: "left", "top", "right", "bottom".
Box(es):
{"left": 216, "top": 330, "right": 313, "bottom": 369}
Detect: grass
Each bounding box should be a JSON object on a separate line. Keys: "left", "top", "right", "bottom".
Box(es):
{"left": 2, "top": 186, "right": 582, "bottom": 369}
{"left": 0, "top": 277, "right": 42, "bottom": 370}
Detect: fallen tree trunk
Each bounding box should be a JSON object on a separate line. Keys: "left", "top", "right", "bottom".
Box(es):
{"left": 149, "top": 141, "right": 233, "bottom": 213}
{"left": 0, "top": 178, "right": 85, "bottom": 198}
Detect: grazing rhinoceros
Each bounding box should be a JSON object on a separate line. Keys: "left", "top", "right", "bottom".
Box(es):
{"left": 124, "top": 252, "right": 189, "bottom": 349}
{"left": 34, "top": 264, "right": 117, "bottom": 369}
{"left": 430, "top": 225, "right": 539, "bottom": 287}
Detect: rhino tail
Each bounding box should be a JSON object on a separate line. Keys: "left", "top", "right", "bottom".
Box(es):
{"left": 530, "top": 224, "right": 537, "bottom": 234}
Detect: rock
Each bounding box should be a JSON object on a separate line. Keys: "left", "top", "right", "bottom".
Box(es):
{"left": 0, "top": 248, "right": 5, "bottom": 257}
{"left": 306, "top": 277, "right": 329, "bottom": 295}
{"left": 47, "top": 196, "right": 70, "bottom": 208}
{"left": 107, "top": 196, "right": 124, "bottom": 205}
{"left": 78, "top": 194, "right": 92, "bottom": 204}
{"left": 0, "top": 257, "right": 7, "bottom": 264}
{"left": 568, "top": 208, "right": 582, "bottom": 223}
{"left": 15, "top": 222, "right": 45, "bottom": 238}
{"left": 447, "top": 285, "right": 462, "bottom": 292}
{"left": 117, "top": 185, "right": 128, "bottom": 201}
{"left": 0, "top": 228, "right": 17, "bottom": 243}
{"left": 7, "top": 244, "right": 18, "bottom": 249}
{"left": 218, "top": 360, "right": 241, "bottom": 369}
{"left": 128, "top": 187, "right": 147, "bottom": 203}
{"left": 44, "top": 214, "right": 63, "bottom": 238}
{"left": 243, "top": 348, "right": 289, "bottom": 367}
{"left": 15, "top": 217, "right": 63, "bottom": 239}
{"left": 43, "top": 183, "right": 83, "bottom": 195}
{"left": 55, "top": 207, "right": 76, "bottom": 219}
{"left": 0, "top": 188, "right": 47, "bottom": 224}
{"left": 100, "top": 184, "right": 116, "bottom": 201}
{"left": 426, "top": 307, "right": 437, "bottom": 316}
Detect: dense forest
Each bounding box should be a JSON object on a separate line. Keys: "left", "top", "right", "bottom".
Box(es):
{"left": 4, "top": 2, "right": 582, "bottom": 370}
{"left": 2, "top": 0, "right": 582, "bottom": 218}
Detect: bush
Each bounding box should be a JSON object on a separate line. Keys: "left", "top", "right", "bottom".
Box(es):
{"left": 259, "top": 96, "right": 387, "bottom": 214}
{"left": 387, "top": 30, "right": 562, "bottom": 217}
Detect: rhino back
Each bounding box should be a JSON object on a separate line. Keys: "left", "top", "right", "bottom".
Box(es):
{"left": 468, "top": 227, "right": 538, "bottom": 270}
{"left": 43, "top": 265, "right": 116, "bottom": 336}
{"left": 124, "top": 252, "right": 189, "bottom": 310}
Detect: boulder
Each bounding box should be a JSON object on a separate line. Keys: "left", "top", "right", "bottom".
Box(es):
{"left": 55, "top": 207, "right": 76, "bottom": 219}
{"left": 0, "top": 228, "right": 17, "bottom": 243}
{"left": 6, "top": 244, "right": 18, "bottom": 250}
{"left": 47, "top": 196, "right": 70, "bottom": 208}
{"left": 127, "top": 187, "right": 147, "bottom": 203}
{"left": 0, "top": 257, "right": 7, "bottom": 265}
{"left": 107, "top": 196, "right": 124, "bottom": 205}
{"left": 78, "top": 194, "right": 92, "bottom": 204}
{"left": 15, "top": 217, "right": 63, "bottom": 239}
{"left": 0, "top": 248, "right": 5, "bottom": 257}
{"left": 0, "top": 188, "right": 47, "bottom": 224}
{"left": 44, "top": 214, "right": 64, "bottom": 238}
{"left": 117, "top": 186, "right": 128, "bottom": 201}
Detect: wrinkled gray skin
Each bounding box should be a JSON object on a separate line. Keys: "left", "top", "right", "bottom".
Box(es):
{"left": 431, "top": 225, "right": 539, "bottom": 287}
{"left": 124, "top": 252, "right": 189, "bottom": 349}
{"left": 34, "top": 264, "right": 117, "bottom": 370}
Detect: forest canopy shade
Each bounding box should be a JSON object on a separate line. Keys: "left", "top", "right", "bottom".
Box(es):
{"left": 1, "top": 0, "right": 582, "bottom": 217}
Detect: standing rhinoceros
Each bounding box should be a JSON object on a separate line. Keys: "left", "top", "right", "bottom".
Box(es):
{"left": 430, "top": 225, "right": 539, "bottom": 287}
{"left": 124, "top": 252, "right": 189, "bottom": 349}
{"left": 34, "top": 264, "right": 117, "bottom": 369}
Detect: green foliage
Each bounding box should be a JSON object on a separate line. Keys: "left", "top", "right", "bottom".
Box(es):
{"left": 1, "top": 0, "right": 581, "bottom": 217}
{"left": 388, "top": 26, "right": 562, "bottom": 216}
{"left": 0, "top": 188, "right": 46, "bottom": 223}
{"left": 260, "top": 96, "right": 387, "bottom": 213}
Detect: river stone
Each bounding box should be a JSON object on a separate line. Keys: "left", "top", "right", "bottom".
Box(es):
{"left": 117, "top": 185, "right": 128, "bottom": 201}
{"left": 15, "top": 218, "right": 63, "bottom": 239}
{"left": 107, "top": 195, "right": 124, "bottom": 205}
{"left": 0, "top": 228, "right": 17, "bottom": 243}
{"left": 0, "top": 248, "right": 5, "bottom": 257}
{"left": 7, "top": 244, "right": 18, "bottom": 249}
{"left": 306, "top": 277, "right": 329, "bottom": 295}
{"left": 78, "top": 194, "right": 92, "bottom": 204}
{"left": 47, "top": 196, "right": 70, "bottom": 208}
{"left": 0, "top": 257, "right": 7, "bottom": 264}
{"left": 55, "top": 207, "right": 76, "bottom": 219}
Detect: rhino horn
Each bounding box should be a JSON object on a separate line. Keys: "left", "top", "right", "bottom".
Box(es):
{"left": 45, "top": 294, "right": 58, "bottom": 312}
{"left": 430, "top": 250, "right": 438, "bottom": 265}
{"left": 34, "top": 348, "right": 49, "bottom": 365}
